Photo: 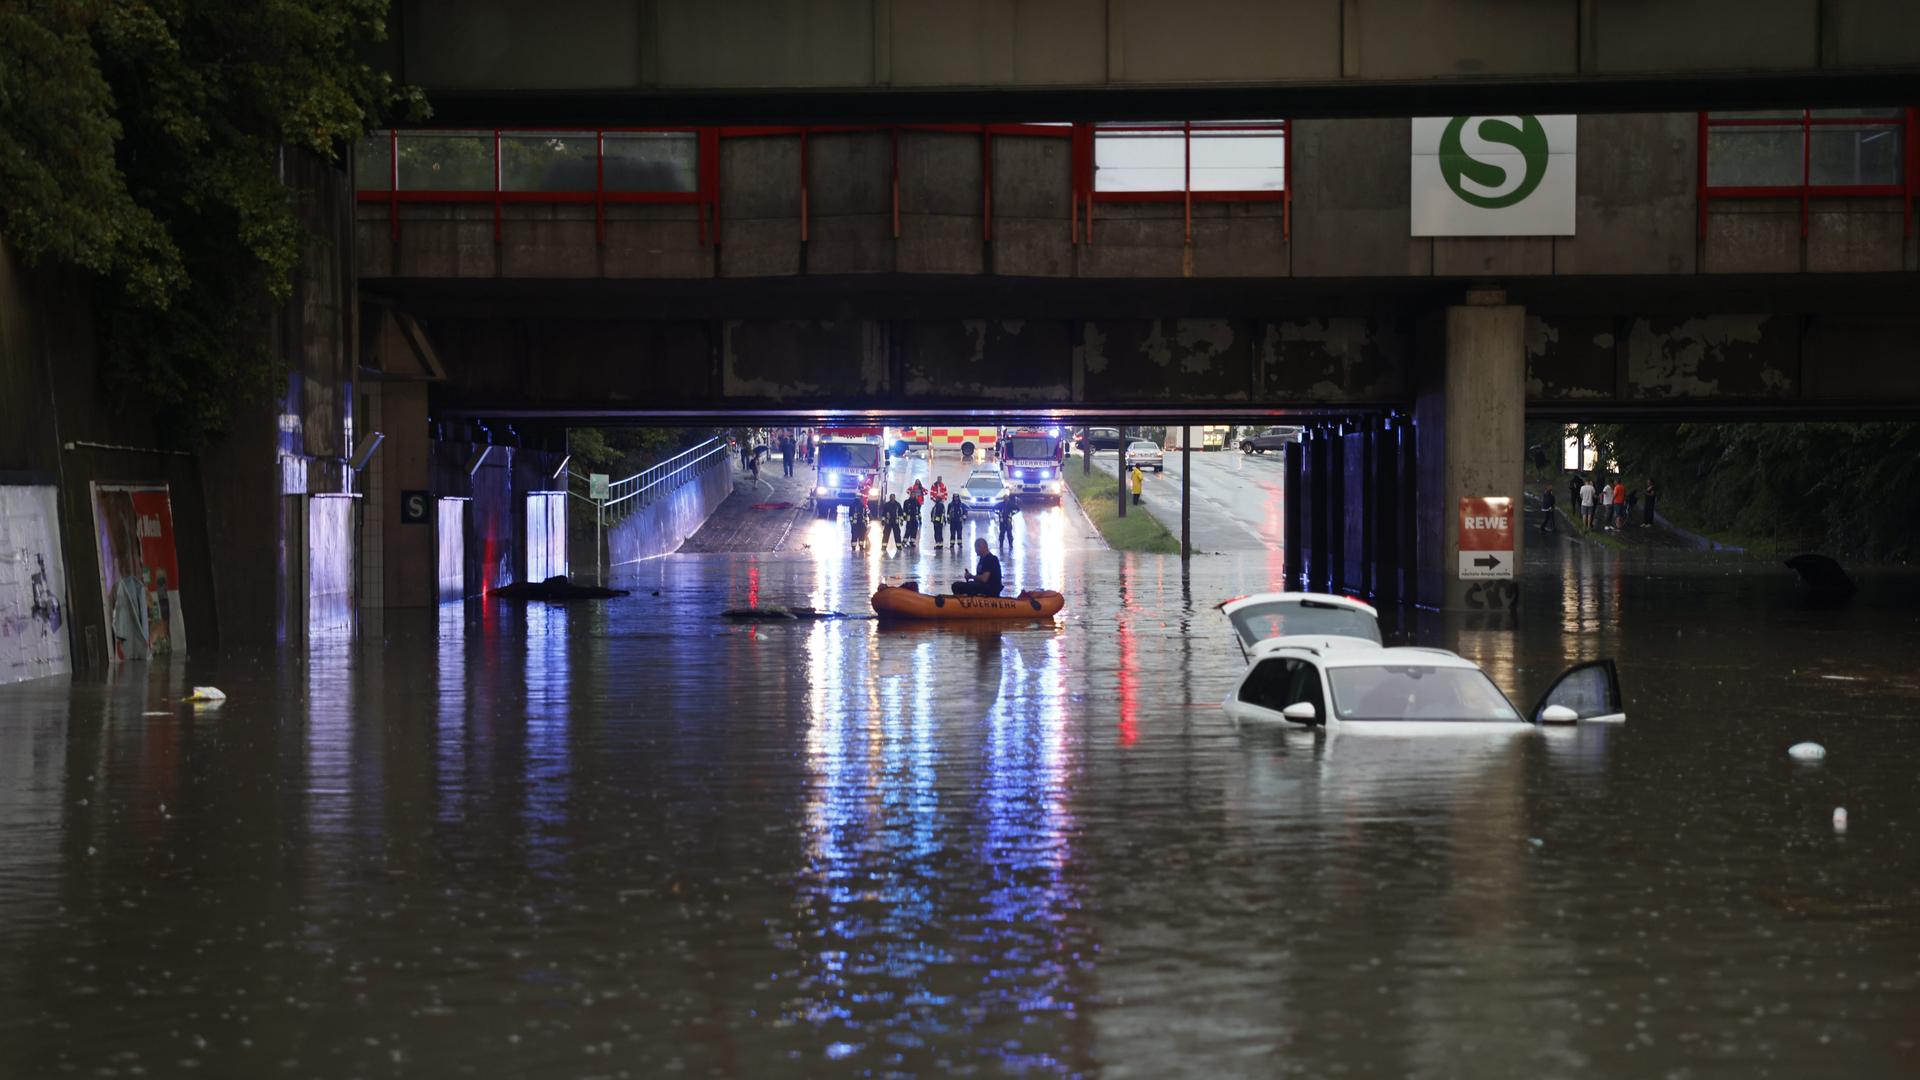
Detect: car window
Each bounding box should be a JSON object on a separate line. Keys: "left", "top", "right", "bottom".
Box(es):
{"left": 1326, "top": 665, "right": 1520, "bottom": 722}
{"left": 1229, "top": 600, "right": 1382, "bottom": 647}
{"left": 1238, "top": 657, "right": 1325, "bottom": 721}
{"left": 1531, "top": 660, "right": 1623, "bottom": 722}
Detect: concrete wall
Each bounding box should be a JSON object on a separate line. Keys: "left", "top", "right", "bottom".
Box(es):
{"left": 605, "top": 450, "right": 733, "bottom": 572}
{"left": 0, "top": 240, "right": 218, "bottom": 665}
{"left": 392, "top": 1, "right": 1920, "bottom": 91}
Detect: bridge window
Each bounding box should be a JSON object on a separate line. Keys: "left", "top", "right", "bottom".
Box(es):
{"left": 395, "top": 131, "right": 497, "bottom": 191}
{"left": 1699, "top": 108, "right": 1912, "bottom": 238}
{"left": 601, "top": 132, "right": 699, "bottom": 193}
{"left": 1704, "top": 109, "right": 1906, "bottom": 190}
{"left": 1093, "top": 121, "right": 1287, "bottom": 194}
{"left": 500, "top": 131, "right": 598, "bottom": 192}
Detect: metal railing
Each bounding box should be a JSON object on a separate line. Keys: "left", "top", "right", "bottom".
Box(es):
{"left": 567, "top": 437, "right": 731, "bottom": 520}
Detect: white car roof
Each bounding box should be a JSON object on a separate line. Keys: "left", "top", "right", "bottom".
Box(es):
{"left": 1251, "top": 636, "right": 1383, "bottom": 658}
{"left": 967, "top": 468, "right": 1002, "bottom": 480}
{"left": 1220, "top": 591, "right": 1380, "bottom": 620}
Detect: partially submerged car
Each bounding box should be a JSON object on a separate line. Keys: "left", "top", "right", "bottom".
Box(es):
{"left": 1220, "top": 592, "right": 1624, "bottom": 731}
{"left": 1222, "top": 592, "right": 1383, "bottom": 655}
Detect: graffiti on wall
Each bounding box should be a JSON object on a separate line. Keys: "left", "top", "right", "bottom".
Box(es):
{"left": 0, "top": 484, "right": 70, "bottom": 684}
{"left": 91, "top": 483, "right": 186, "bottom": 662}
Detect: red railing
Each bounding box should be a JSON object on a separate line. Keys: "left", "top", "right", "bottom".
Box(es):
{"left": 355, "top": 122, "right": 1289, "bottom": 248}
{"left": 1698, "top": 109, "right": 1917, "bottom": 238}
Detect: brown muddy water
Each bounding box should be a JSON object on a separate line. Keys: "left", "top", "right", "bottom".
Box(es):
{"left": 2, "top": 542, "right": 1918, "bottom": 1078}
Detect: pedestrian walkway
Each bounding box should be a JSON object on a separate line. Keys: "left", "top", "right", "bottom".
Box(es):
{"left": 677, "top": 461, "right": 816, "bottom": 554}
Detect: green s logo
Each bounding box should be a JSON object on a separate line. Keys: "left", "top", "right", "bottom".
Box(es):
{"left": 1439, "top": 116, "right": 1549, "bottom": 209}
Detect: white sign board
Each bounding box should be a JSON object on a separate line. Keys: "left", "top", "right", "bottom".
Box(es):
{"left": 1457, "top": 550, "right": 1513, "bottom": 579}
{"left": 1458, "top": 496, "right": 1515, "bottom": 580}
{"left": 589, "top": 473, "right": 610, "bottom": 502}
{"left": 1412, "top": 115, "right": 1575, "bottom": 237}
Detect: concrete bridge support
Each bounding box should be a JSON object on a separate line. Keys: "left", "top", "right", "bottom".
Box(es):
{"left": 1415, "top": 293, "right": 1527, "bottom": 613}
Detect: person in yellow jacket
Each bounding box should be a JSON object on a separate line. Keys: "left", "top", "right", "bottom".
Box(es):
{"left": 1129, "top": 464, "right": 1145, "bottom": 505}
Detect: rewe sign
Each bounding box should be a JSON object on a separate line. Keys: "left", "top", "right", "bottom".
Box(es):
{"left": 1412, "top": 115, "right": 1575, "bottom": 237}
{"left": 1458, "top": 496, "right": 1515, "bottom": 580}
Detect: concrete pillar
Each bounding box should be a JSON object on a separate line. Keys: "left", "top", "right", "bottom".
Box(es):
{"left": 1340, "top": 424, "right": 1371, "bottom": 598}
{"left": 1414, "top": 292, "right": 1526, "bottom": 611}
{"left": 1325, "top": 425, "right": 1348, "bottom": 595}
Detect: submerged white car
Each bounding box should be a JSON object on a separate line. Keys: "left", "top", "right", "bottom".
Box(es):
{"left": 1220, "top": 592, "right": 1624, "bottom": 731}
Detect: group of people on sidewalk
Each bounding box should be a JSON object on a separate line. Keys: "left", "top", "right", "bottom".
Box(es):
{"left": 1542, "top": 474, "right": 1656, "bottom": 533}
{"left": 849, "top": 476, "right": 1020, "bottom": 552}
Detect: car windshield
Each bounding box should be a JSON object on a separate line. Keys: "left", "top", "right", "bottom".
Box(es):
{"left": 1326, "top": 665, "right": 1520, "bottom": 723}
{"left": 817, "top": 443, "right": 879, "bottom": 470}
{"left": 1129, "top": 441, "right": 1157, "bottom": 452}
{"left": 1229, "top": 599, "right": 1382, "bottom": 647}
{"left": 966, "top": 475, "right": 1002, "bottom": 492}
{"left": 1003, "top": 437, "right": 1055, "bottom": 460}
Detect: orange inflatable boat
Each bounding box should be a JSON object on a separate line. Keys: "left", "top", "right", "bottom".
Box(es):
{"left": 871, "top": 583, "right": 1065, "bottom": 621}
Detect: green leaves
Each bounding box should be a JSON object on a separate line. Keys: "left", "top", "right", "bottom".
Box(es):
{"left": 0, "top": 0, "right": 411, "bottom": 444}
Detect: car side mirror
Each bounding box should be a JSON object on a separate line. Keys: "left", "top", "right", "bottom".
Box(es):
{"left": 1540, "top": 704, "right": 1579, "bottom": 725}
{"left": 1281, "top": 702, "right": 1317, "bottom": 722}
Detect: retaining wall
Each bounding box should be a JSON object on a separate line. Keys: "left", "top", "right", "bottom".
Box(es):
{"left": 605, "top": 452, "right": 734, "bottom": 574}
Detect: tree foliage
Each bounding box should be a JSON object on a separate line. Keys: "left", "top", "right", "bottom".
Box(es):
{"left": 1586, "top": 422, "right": 1920, "bottom": 561}
{"left": 0, "top": 1, "right": 422, "bottom": 443}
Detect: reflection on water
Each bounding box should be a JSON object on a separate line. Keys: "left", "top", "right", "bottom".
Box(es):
{"left": 2, "top": 549, "right": 1920, "bottom": 1076}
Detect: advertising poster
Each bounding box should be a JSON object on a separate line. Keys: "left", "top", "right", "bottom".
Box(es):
{"left": 92, "top": 483, "right": 186, "bottom": 660}
{"left": 0, "top": 484, "right": 70, "bottom": 684}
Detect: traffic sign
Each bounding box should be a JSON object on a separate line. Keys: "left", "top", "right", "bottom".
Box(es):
{"left": 399, "top": 490, "right": 431, "bottom": 524}
{"left": 589, "top": 473, "right": 610, "bottom": 502}
{"left": 1458, "top": 496, "right": 1514, "bottom": 579}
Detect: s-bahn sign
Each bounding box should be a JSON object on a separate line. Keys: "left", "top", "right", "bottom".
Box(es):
{"left": 1412, "top": 115, "right": 1575, "bottom": 236}
{"left": 1458, "top": 496, "right": 1514, "bottom": 580}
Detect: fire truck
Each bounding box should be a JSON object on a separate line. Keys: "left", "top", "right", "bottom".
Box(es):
{"left": 996, "top": 427, "right": 1066, "bottom": 502}
{"left": 811, "top": 426, "right": 887, "bottom": 517}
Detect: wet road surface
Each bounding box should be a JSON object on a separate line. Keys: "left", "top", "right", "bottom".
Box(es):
{"left": 1090, "top": 448, "right": 1284, "bottom": 553}
{"left": 3, "top": 544, "right": 1919, "bottom": 1077}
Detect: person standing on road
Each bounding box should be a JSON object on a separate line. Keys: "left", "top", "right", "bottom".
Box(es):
{"left": 952, "top": 538, "right": 1003, "bottom": 597}
{"left": 1539, "top": 486, "right": 1557, "bottom": 533}
{"left": 850, "top": 488, "right": 869, "bottom": 549}
{"left": 903, "top": 493, "right": 922, "bottom": 547}
{"left": 929, "top": 476, "right": 948, "bottom": 504}
{"left": 1129, "top": 464, "right": 1145, "bottom": 505}
{"left": 995, "top": 491, "right": 1019, "bottom": 548}
{"left": 1578, "top": 477, "right": 1597, "bottom": 529}
{"left": 930, "top": 494, "right": 946, "bottom": 547}
{"left": 881, "top": 494, "right": 903, "bottom": 549}
{"left": 1643, "top": 479, "right": 1657, "bottom": 528}
{"left": 1611, "top": 479, "right": 1627, "bottom": 530}
{"left": 780, "top": 433, "right": 795, "bottom": 477}
{"left": 1567, "top": 474, "right": 1582, "bottom": 519}
{"left": 947, "top": 493, "right": 969, "bottom": 549}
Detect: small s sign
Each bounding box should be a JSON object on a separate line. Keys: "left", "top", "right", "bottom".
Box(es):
{"left": 400, "top": 490, "right": 432, "bottom": 524}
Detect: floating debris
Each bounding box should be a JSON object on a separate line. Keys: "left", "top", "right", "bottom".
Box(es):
{"left": 1787, "top": 742, "right": 1826, "bottom": 762}
{"left": 1833, "top": 807, "right": 1849, "bottom": 833}
{"left": 184, "top": 687, "right": 226, "bottom": 703}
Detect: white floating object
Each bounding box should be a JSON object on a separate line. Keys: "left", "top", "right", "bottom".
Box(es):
{"left": 184, "top": 686, "right": 227, "bottom": 703}
{"left": 1832, "top": 807, "right": 1848, "bottom": 833}
{"left": 1787, "top": 742, "right": 1826, "bottom": 762}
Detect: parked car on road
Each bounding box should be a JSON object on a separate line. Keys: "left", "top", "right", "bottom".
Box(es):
{"left": 1239, "top": 427, "right": 1300, "bottom": 454}
{"left": 1125, "top": 440, "right": 1165, "bottom": 472}
{"left": 1077, "top": 427, "right": 1124, "bottom": 455}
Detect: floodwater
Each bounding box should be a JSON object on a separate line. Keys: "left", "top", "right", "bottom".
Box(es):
{"left": 3, "top": 545, "right": 1919, "bottom": 1078}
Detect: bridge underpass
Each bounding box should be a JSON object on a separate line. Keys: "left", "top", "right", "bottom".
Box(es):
{"left": 348, "top": 85, "right": 1920, "bottom": 616}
